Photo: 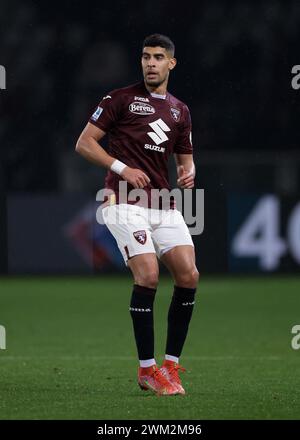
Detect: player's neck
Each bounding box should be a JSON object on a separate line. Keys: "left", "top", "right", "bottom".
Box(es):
{"left": 144, "top": 81, "right": 168, "bottom": 96}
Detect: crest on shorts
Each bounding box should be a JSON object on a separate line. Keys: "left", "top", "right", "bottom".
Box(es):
{"left": 133, "top": 230, "right": 147, "bottom": 245}
{"left": 170, "top": 107, "right": 181, "bottom": 122}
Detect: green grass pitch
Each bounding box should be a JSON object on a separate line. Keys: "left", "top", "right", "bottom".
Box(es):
{"left": 0, "top": 276, "right": 300, "bottom": 419}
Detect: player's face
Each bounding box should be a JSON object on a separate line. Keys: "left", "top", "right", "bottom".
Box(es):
{"left": 141, "top": 46, "right": 176, "bottom": 88}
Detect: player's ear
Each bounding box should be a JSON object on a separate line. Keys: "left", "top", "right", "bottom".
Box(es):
{"left": 169, "top": 57, "right": 177, "bottom": 71}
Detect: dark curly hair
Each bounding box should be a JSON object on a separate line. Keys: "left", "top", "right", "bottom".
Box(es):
{"left": 142, "top": 34, "right": 175, "bottom": 56}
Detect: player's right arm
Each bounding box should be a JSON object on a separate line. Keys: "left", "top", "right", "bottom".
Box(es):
{"left": 75, "top": 122, "right": 150, "bottom": 189}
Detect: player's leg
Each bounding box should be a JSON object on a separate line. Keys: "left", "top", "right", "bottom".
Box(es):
{"left": 102, "top": 204, "right": 177, "bottom": 395}
{"left": 152, "top": 210, "right": 199, "bottom": 393}
{"left": 161, "top": 244, "right": 199, "bottom": 362}
{"left": 127, "top": 253, "right": 178, "bottom": 395}
{"left": 127, "top": 253, "right": 159, "bottom": 368}
{"left": 128, "top": 253, "right": 178, "bottom": 395}
{"left": 159, "top": 245, "right": 199, "bottom": 394}
{"left": 102, "top": 204, "right": 158, "bottom": 363}
{"left": 161, "top": 244, "right": 198, "bottom": 287}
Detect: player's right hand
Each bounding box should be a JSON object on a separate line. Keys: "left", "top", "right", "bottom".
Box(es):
{"left": 121, "top": 167, "right": 151, "bottom": 189}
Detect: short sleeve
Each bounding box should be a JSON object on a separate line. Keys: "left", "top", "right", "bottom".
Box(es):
{"left": 89, "top": 90, "right": 122, "bottom": 132}
{"left": 174, "top": 105, "right": 193, "bottom": 154}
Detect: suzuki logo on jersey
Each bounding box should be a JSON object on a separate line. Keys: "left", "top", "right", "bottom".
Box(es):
{"left": 133, "top": 230, "right": 147, "bottom": 245}
{"left": 144, "top": 144, "right": 166, "bottom": 153}
{"left": 129, "top": 102, "right": 155, "bottom": 115}
{"left": 147, "top": 118, "right": 170, "bottom": 145}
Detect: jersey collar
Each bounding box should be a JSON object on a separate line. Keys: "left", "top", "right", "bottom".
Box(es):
{"left": 140, "top": 81, "right": 169, "bottom": 101}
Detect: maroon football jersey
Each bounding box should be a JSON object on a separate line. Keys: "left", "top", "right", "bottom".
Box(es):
{"left": 89, "top": 81, "right": 192, "bottom": 209}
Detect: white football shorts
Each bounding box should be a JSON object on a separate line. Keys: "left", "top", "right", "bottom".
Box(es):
{"left": 101, "top": 203, "right": 194, "bottom": 265}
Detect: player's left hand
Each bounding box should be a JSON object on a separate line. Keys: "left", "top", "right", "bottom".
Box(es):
{"left": 177, "top": 165, "right": 195, "bottom": 189}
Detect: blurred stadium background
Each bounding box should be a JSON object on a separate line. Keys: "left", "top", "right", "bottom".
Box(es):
{"left": 1, "top": 0, "right": 300, "bottom": 419}
{"left": 1, "top": 0, "right": 300, "bottom": 274}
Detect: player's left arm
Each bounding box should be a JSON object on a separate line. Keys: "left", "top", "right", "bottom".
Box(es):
{"left": 173, "top": 104, "right": 195, "bottom": 189}
{"left": 174, "top": 154, "right": 195, "bottom": 189}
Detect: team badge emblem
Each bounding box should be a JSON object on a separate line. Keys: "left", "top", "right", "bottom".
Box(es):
{"left": 170, "top": 107, "right": 181, "bottom": 122}
{"left": 133, "top": 230, "right": 147, "bottom": 245}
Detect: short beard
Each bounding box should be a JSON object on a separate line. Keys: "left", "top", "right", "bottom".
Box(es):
{"left": 145, "top": 76, "right": 165, "bottom": 88}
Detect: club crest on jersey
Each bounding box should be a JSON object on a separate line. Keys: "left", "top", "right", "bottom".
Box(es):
{"left": 133, "top": 230, "right": 147, "bottom": 245}
{"left": 129, "top": 102, "right": 155, "bottom": 115}
{"left": 170, "top": 107, "right": 181, "bottom": 122}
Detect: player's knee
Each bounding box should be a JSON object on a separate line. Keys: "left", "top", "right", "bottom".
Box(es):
{"left": 176, "top": 267, "right": 199, "bottom": 288}
{"left": 136, "top": 271, "right": 159, "bottom": 289}
{"left": 191, "top": 268, "right": 200, "bottom": 286}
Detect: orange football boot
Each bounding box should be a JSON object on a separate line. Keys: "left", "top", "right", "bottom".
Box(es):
{"left": 138, "top": 364, "right": 178, "bottom": 396}
{"left": 160, "top": 360, "right": 186, "bottom": 395}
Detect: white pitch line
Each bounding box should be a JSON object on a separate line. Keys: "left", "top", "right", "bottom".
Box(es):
{"left": 0, "top": 355, "right": 285, "bottom": 361}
